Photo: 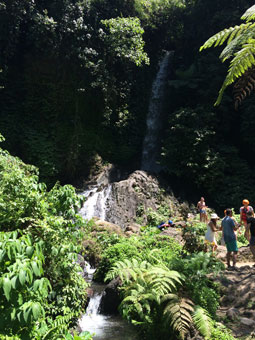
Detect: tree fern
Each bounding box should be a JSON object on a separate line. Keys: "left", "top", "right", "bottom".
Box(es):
{"left": 215, "top": 40, "right": 255, "bottom": 105}
{"left": 192, "top": 306, "right": 213, "bottom": 339}
{"left": 233, "top": 68, "right": 255, "bottom": 108}
{"left": 199, "top": 23, "right": 254, "bottom": 51}
{"left": 162, "top": 294, "right": 194, "bottom": 340}
{"left": 241, "top": 5, "right": 255, "bottom": 22}
{"left": 200, "top": 4, "right": 255, "bottom": 106}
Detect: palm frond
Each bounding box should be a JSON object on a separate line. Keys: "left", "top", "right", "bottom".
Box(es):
{"left": 215, "top": 39, "right": 255, "bottom": 105}
{"left": 193, "top": 306, "right": 212, "bottom": 339}
{"left": 242, "top": 5, "right": 255, "bottom": 22}
{"left": 163, "top": 294, "right": 194, "bottom": 340}
{"left": 200, "top": 23, "right": 254, "bottom": 51}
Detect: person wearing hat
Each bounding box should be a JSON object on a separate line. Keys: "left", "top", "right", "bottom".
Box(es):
{"left": 204, "top": 213, "right": 219, "bottom": 253}
{"left": 240, "top": 199, "right": 254, "bottom": 240}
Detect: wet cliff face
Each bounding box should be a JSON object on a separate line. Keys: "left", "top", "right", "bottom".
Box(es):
{"left": 104, "top": 170, "right": 180, "bottom": 228}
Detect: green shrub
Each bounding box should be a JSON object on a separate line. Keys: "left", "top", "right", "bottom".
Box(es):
{"left": 0, "top": 144, "right": 88, "bottom": 338}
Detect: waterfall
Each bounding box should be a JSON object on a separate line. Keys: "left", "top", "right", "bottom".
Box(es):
{"left": 141, "top": 51, "right": 171, "bottom": 172}
{"left": 79, "top": 262, "right": 138, "bottom": 340}
{"left": 79, "top": 185, "right": 112, "bottom": 221}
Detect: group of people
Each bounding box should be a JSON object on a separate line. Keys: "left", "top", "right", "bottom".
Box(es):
{"left": 201, "top": 198, "right": 255, "bottom": 270}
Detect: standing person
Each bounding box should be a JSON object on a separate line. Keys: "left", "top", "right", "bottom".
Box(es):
{"left": 204, "top": 213, "right": 219, "bottom": 253}
{"left": 246, "top": 211, "right": 255, "bottom": 261}
{"left": 222, "top": 208, "right": 240, "bottom": 269}
{"left": 197, "top": 197, "right": 208, "bottom": 223}
{"left": 240, "top": 199, "right": 254, "bottom": 239}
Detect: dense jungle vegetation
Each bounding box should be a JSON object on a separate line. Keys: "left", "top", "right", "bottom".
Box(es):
{"left": 2, "top": 1, "right": 255, "bottom": 339}
{"left": 0, "top": 131, "right": 238, "bottom": 339}
{"left": 1, "top": 0, "right": 255, "bottom": 211}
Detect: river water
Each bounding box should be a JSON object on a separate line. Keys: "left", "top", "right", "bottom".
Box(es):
{"left": 78, "top": 283, "right": 138, "bottom": 340}
{"left": 78, "top": 265, "right": 138, "bottom": 340}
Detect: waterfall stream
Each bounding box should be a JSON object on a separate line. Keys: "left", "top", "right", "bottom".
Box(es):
{"left": 141, "top": 51, "right": 171, "bottom": 172}
{"left": 79, "top": 185, "right": 112, "bottom": 221}
{"left": 77, "top": 53, "right": 172, "bottom": 338}
{"left": 78, "top": 264, "right": 138, "bottom": 340}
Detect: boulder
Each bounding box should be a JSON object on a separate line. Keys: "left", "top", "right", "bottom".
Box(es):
{"left": 125, "top": 224, "right": 141, "bottom": 234}
{"left": 160, "top": 228, "right": 184, "bottom": 244}
{"left": 227, "top": 308, "right": 240, "bottom": 321}
{"left": 125, "top": 231, "right": 134, "bottom": 237}
{"left": 174, "top": 221, "right": 187, "bottom": 228}
{"left": 99, "top": 278, "right": 121, "bottom": 314}
{"left": 94, "top": 220, "right": 123, "bottom": 235}
{"left": 77, "top": 254, "right": 85, "bottom": 270}
{"left": 105, "top": 170, "right": 180, "bottom": 228}
{"left": 240, "top": 317, "right": 255, "bottom": 327}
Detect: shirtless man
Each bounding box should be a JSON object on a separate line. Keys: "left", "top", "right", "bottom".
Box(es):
{"left": 197, "top": 197, "right": 208, "bottom": 223}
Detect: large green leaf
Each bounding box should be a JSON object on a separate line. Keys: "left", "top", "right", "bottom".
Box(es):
{"left": 3, "top": 277, "right": 12, "bottom": 300}
{"left": 31, "top": 261, "right": 41, "bottom": 276}
{"left": 26, "top": 246, "right": 34, "bottom": 258}
{"left": 32, "top": 302, "right": 41, "bottom": 320}
{"left": 19, "top": 269, "right": 26, "bottom": 285}
{"left": 11, "top": 275, "right": 18, "bottom": 289}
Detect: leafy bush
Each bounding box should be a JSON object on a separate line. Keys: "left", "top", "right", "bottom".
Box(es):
{"left": 0, "top": 144, "right": 88, "bottom": 338}
{"left": 182, "top": 223, "right": 207, "bottom": 253}
{"left": 92, "top": 229, "right": 182, "bottom": 282}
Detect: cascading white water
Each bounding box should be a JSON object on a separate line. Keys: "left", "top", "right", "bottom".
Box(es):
{"left": 79, "top": 185, "right": 112, "bottom": 221}
{"left": 141, "top": 51, "right": 171, "bottom": 172}
{"left": 79, "top": 263, "right": 138, "bottom": 340}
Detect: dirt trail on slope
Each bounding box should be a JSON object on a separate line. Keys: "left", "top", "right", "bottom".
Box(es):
{"left": 215, "top": 246, "right": 255, "bottom": 339}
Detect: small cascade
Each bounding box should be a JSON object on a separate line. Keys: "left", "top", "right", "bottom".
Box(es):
{"left": 141, "top": 51, "right": 172, "bottom": 172}
{"left": 84, "top": 261, "right": 96, "bottom": 282}
{"left": 79, "top": 185, "right": 112, "bottom": 221}
{"left": 79, "top": 262, "right": 138, "bottom": 340}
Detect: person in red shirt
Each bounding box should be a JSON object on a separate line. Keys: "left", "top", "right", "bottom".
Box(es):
{"left": 240, "top": 199, "right": 254, "bottom": 240}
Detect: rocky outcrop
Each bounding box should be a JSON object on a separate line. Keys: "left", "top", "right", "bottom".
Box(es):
{"left": 105, "top": 170, "right": 180, "bottom": 228}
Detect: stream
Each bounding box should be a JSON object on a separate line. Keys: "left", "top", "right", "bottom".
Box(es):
{"left": 78, "top": 52, "right": 171, "bottom": 338}
{"left": 78, "top": 283, "right": 138, "bottom": 340}
{"left": 78, "top": 264, "right": 138, "bottom": 340}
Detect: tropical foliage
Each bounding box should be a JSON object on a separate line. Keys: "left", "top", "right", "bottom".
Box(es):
{"left": 200, "top": 4, "right": 255, "bottom": 107}
{"left": 0, "top": 136, "right": 89, "bottom": 339}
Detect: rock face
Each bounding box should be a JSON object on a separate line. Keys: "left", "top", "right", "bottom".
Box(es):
{"left": 105, "top": 170, "right": 180, "bottom": 228}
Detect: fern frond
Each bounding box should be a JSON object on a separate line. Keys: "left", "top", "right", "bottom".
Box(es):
{"left": 200, "top": 23, "right": 254, "bottom": 51}
{"left": 148, "top": 266, "right": 182, "bottom": 295}
{"left": 105, "top": 258, "right": 150, "bottom": 283}
{"left": 215, "top": 39, "right": 255, "bottom": 105}
{"left": 241, "top": 5, "right": 255, "bottom": 22}
{"left": 193, "top": 306, "right": 212, "bottom": 339}
{"left": 163, "top": 295, "right": 194, "bottom": 340}
{"left": 233, "top": 68, "right": 255, "bottom": 108}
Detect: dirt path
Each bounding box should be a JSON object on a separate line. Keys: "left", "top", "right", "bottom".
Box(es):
{"left": 215, "top": 246, "right": 255, "bottom": 339}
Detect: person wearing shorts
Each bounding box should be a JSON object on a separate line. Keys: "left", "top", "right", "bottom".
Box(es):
{"left": 221, "top": 208, "right": 240, "bottom": 269}
{"left": 246, "top": 211, "right": 255, "bottom": 261}
{"left": 197, "top": 197, "right": 208, "bottom": 223}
